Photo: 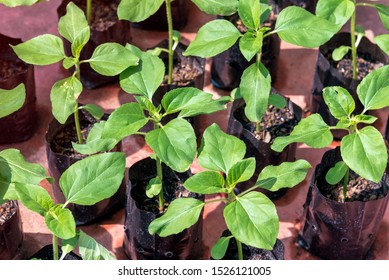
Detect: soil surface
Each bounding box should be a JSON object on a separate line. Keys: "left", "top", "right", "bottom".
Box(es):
{"left": 50, "top": 111, "right": 101, "bottom": 157}
{"left": 0, "top": 60, "right": 27, "bottom": 81}
{"left": 327, "top": 52, "right": 384, "bottom": 80}
{"left": 0, "top": 201, "right": 16, "bottom": 226}
{"left": 234, "top": 103, "right": 297, "bottom": 143}
{"left": 164, "top": 60, "right": 202, "bottom": 86}
{"left": 319, "top": 170, "right": 388, "bottom": 203}
{"left": 73, "top": 0, "right": 119, "bottom": 31}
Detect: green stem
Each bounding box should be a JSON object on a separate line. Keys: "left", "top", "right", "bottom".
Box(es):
{"left": 166, "top": 0, "right": 174, "bottom": 84}
{"left": 256, "top": 52, "right": 262, "bottom": 67}
{"left": 74, "top": 66, "right": 83, "bottom": 144}
{"left": 204, "top": 198, "right": 228, "bottom": 204}
{"left": 343, "top": 167, "right": 350, "bottom": 203}
{"left": 350, "top": 1, "right": 357, "bottom": 80}
{"left": 86, "top": 0, "right": 92, "bottom": 25}
{"left": 356, "top": 3, "right": 376, "bottom": 8}
{"left": 52, "top": 235, "right": 59, "bottom": 260}
{"left": 236, "top": 239, "right": 243, "bottom": 260}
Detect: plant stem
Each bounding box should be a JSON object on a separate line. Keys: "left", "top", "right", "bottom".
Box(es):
{"left": 204, "top": 198, "right": 228, "bottom": 204}
{"left": 351, "top": 0, "right": 357, "bottom": 80}
{"left": 236, "top": 239, "right": 243, "bottom": 260}
{"left": 86, "top": 0, "right": 92, "bottom": 25}
{"left": 343, "top": 167, "right": 350, "bottom": 203}
{"left": 166, "top": 0, "right": 174, "bottom": 84}
{"left": 154, "top": 123, "right": 164, "bottom": 212}
{"left": 52, "top": 235, "right": 59, "bottom": 260}
{"left": 74, "top": 67, "right": 83, "bottom": 144}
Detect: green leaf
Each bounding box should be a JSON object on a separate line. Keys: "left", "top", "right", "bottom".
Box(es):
{"left": 60, "top": 152, "right": 126, "bottom": 205}
{"left": 269, "top": 94, "right": 287, "bottom": 109}
{"left": 117, "top": 0, "right": 164, "bottom": 22}
{"left": 274, "top": 6, "right": 340, "bottom": 48}
{"left": 315, "top": 0, "right": 355, "bottom": 26}
{"left": 271, "top": 114, "right": 332, "bottom": 152}
{"left": 226, "top": 158, "right": 256, "bottom": 188}
{"left": 0, "top": 84, "right": 26, "bottom": 118}
{"left": 183, "top": 20, "right": 241, "bottom": 58}
{"left": 211, "top": 236, "right": 232, "bottom": 260}
{"left": 63, "top": 57, "right": 76, "bottom": 69}
{"left": 0, "top": 149, "right": 52, "bottom": 202}
{"left": 184, "top": 171, "right": 227, "bottom": 194}
{"left": 341, "top": 126, "right": 387, "bottom": 183}
{"left": 45, "top": 205, "right": 76, "bottom": 240}
{"left": 50, "top": 76, "right": 81, "bottom": 124}
{"left": 11, "top": 34, "right": 65, "bottom": 65}
{"left": 325, "top": 161, "right": 348, "bottom": 185}
{"left": 0, "top": 0, "right": 39, "bottom": 7}
{"left": 255, "top": 160, "right": 311, "bottom": 191}
{"left": 374, "top": 34, "right": 389, "bottom": 56}
{"left": 145, "top": 119, "right": 196, "bottom": 172}
{"left": 240, "top": 63, "right": 271, "bottom": 123}
{"left": 162, "top": 87, "right": 229, "bottom": 117}
{"left": 357, "top": 65, "right": 389, "bottom": 111}
{"left": 146, "top": 177, "right": 162, "bottom": 198}
{"left": 191, "top": 0, "right": 238, "bottom": 16}
{"left": 376, "top": 4, "right": 389, "bottom": 31}
{"left": 102, "top": 102, "right": 148, "bottom": 141}
{"left": 198, "top": 123, "right": 246, "bottom": 173}
{"left": 353, "top": 114, "right": 377, "bottom": 125}
{"left": 238, "top": 0, "right": 261, "bottom": 30}
{"left": 120, "top": 45, "right": 165, "bottom": 99}
{"left": 239, "top": 31, "right": 263, "bottom": 62}
{"left": 58, "top": 2, "right": 90, "bottom": 57}
{"left": 149, "top": 198, "right": 204, "bottom": 237}
{"left": 79, "top": 104, "right": 104, "bottom": 120}
{"left": 78, "top": 230, "right": 115, "bottom": 260}
{"left": 14, "top": 183, "right": 54, "bottom": 216}
{"left": 224, "top": 192, "right": 278, "bottom": 250}
{"left": 87, "top": 43, "right": 139, "bottom": 76}
{"left": 323, "top": 86, "right": 355, "bottom": 119}
{"left": 332, "top": 45, "right": 350, "bottom": 61}
{"left": 61, "top": 234, "right": 79, "bottom": 259}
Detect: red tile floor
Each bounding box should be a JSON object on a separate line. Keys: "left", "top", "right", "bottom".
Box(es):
{"left": 1, "top": 0, "right": 388, "bottom": 260}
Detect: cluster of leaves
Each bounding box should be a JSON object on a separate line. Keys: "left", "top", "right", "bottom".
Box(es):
{"left": 148, "top": 124, "right": 311, "bottom": 259}
{"left": 272, "top": 65, "right": 389, "bottom": 188}
{"left": 0, "top": 149, "right": 125, "bottom": 260}
{"left": 184, "top": 0, "right": 340, "bottom": 127}
{"left": 72, "top": 45, "right": 230, "bottom": 210}
{"left": 11, "top": 2, "right": 138, "bottom": 142}
{"left": 314, "top": 0, "right": 389, "bottom": 79}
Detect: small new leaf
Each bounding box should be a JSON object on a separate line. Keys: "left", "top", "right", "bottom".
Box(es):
{"left": 332, "top": 46, "right": 350, "bottom": 61}
{"left": 226, "top": 158, "right": 256, "bottom": 188}
{"left": 79, "top": 104, "right": 104, "bottom": 120}
{"left": 146, "top": 177, "right": 162, "bottom": 198}
{"left": 239, "top": 31, "right": 263, "bottom": 62}
{"left": 211, "top": 236, "right": 232, "bottom": 260}
{"left": 323, "top": 86, "right": 355, "bottom": 119}
{"left": 325, "top": 161, "right": 348, "bottom": 185}
{"left": 45, "top": 205, "right": 76, "bottom": 240}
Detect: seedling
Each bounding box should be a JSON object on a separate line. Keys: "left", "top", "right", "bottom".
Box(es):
{"left": 184, "top": 0, "right": 340, "bottom": 132}
{"left": 271, "top": 65, "right": 389, "bottom": 201}
{"left": 147, "top": 123, "right": 311, "bottom": 259}
{"left": 315, "top": 0, "right": 389, "bottom": 79}
{"left": 1, "top": 150, "right": 126, "bottom": 260}
{"left": 72, "top": 45, "right": 230, "bottom": 212}
{"left": 11, "top": 2, "right": 138, "bottom": 144}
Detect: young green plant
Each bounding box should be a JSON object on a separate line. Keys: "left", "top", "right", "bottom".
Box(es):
{"left": 118, "top": 0, "right": 184, "bottom": 84}
{"left": 184, "top": 0, "right": 340, "bottom": 132}
{"left": 271, "top": 65, "right": 389, "bottom": 202}
{"left": 1, "top": 150, "right": 126, "bottom": 260}
{"left": 315, "top": 0, "right": 389, "bottom": 80}
{"left": 72, "top": 45, "right": 230, "bottom": 212}
{"left": 11, "top": 2, "right": 138, "bottom": 144}
{"left": 147, "top": 123, "right": 311, "bottom": 260}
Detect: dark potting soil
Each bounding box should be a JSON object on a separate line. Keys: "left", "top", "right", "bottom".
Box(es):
{"left": 164, "top": 61, "right": 202, "bottom": 86}
{"left": 74, "top": 0, "right": 119, "bottom": 31}
{"left": 132, "top": 175, "right": 198, "bottom": 215}
{"left": 234, "top": 104, "right": 297, "bottom": 144}
{"left": 326, "top": 52, "right": 384, "bottom": 80}
{"left": 319, "top": 170, "right": 389, "bottom": 203}
{"left": 50, "top": 111, "right": 101, "bottom": 157}
{"left": 0, "top": 201, "right": 16, "bottom": 226}
{"left": 0, "top": 60, "right": 27, "bottom": 82}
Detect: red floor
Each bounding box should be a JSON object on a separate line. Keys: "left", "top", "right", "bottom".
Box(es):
{"left": 1, "top": 0, "right": 388, "bottom": 260}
